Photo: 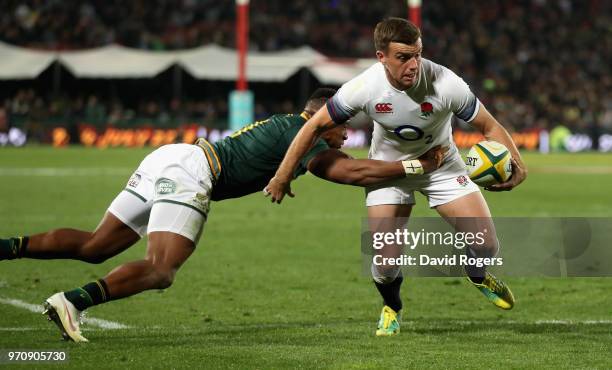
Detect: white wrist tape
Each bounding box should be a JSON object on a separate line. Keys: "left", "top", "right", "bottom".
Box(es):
{"left": 401, "top": 160, "right": 424, "bottom": 175}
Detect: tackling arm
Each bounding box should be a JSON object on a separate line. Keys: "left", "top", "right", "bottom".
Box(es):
{"left": 306, "top": 146, "right": 450, "bottom": 187}
{"left": 307, "top": 149, "right": 404, "bottom": 186}
{"left": 470, "top": 103, "right": 528, "bottom": 191}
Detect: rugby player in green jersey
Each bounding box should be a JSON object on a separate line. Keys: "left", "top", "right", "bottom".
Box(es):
{"left": 0, "top": 88, "right": 447, "bottom": 342}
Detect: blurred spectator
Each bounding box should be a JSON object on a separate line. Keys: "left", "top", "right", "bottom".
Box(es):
{"left": 0, "top": 0, "right": 609, "bottom": 133}
{"left": 0, "top": 108, "right": 8, "bottom": 132}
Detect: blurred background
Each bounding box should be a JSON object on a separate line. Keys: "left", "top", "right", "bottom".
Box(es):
{"left": 0, "top": 0, "right": 610, "bottom": 151}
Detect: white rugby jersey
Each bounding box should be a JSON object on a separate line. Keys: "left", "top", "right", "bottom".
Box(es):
{"left": 327, "top": 59, "right": 479, "bottom": 161}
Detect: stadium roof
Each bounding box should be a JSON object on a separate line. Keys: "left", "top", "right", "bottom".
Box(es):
{"left": 0, "top": 41, "right": 375, "bottom": 84}
{"left": 0, "top": 41, "right": 56, "bottom": 79}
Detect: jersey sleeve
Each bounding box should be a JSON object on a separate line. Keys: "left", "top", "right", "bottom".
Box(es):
{"left": 441, "top": 68, "right": 480, "bottom": 123}
{"left": 326, "top": 75, "right": 370, "bottom": 124}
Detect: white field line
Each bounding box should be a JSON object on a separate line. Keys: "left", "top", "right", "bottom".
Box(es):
{"left": 0, "top": 297, "right": 128, "bottom": 330}
{"left": 0, "top": 327, "right": 112, "bottom": 332}
{"left": 0, "top": 167, "right": 132, "bottom": 176}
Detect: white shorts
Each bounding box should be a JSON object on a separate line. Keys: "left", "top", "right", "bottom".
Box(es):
{"left": 366, "top": 153, "right": 480, "bottom": 208}
{"left": 107, "top": 144, "right": 215, "bottom": 243}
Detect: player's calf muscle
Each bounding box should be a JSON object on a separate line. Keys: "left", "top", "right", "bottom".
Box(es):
{"left": 27, "top": 229, "right": 93, "bottom": 259}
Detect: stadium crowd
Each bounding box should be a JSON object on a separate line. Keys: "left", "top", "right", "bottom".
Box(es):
{"left": 0, "top": 0, "right": 610, "bottom": 134}
{"left": 4, "top": 89, "right": 296, "bottom": 133}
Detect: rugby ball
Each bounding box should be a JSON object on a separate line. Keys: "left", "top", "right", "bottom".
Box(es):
{"left": 465, "top": 141, "right": 512, "bottom": 187}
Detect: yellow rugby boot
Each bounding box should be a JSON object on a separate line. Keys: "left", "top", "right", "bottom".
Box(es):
{"left": 468, "top": 271, "right": 515, "bottom": 310}
{"left": 375, "top": 305, "right": 401, "bottom": 336}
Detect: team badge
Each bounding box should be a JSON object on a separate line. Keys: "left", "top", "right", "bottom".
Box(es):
{"left": 420, "top": 102, "right": 434, "bottom": 118}
{"left": 375, "top": 103, "right": 393, "bottom": 113}
{"left": 456, "top": 175, "right": 469, "bottom": 187}
{"left": 155, "top": 178, "right": 176, "bottom": 195}
{"left": 192, "top": 193, "right": 210, "bottom": 214}
{"left": 127, "top": 173, "right": 141, "bottom": 188}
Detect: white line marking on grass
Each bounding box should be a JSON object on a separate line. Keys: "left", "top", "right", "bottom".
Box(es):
{"left": 82, "top": 317, "right": 128, "bottom": 330}
{"left": 0, "top": 297, "right": 42, "bottom": 313}
{"left": 0, "top": 327, "right": 110, "bottom": 332}
{"left": 0, "top": 168, "right": 132, "bottom": 176}
{"left": 0, "top": 297, "right": 129, "bottom": 329}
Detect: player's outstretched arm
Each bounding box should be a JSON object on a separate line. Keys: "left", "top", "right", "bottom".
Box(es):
{"left": 470, "top": 103, "right": 528, "bottom": 191}
{"left": 306, "top": 146, "right": 448, "bottom": 186}
{"left": 265, "top": 105, "right": 337, "bottom": 203}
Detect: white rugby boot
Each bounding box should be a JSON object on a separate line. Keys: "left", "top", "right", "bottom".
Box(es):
{"left": 42, "top": 292, "right": 88, "bottom": 342}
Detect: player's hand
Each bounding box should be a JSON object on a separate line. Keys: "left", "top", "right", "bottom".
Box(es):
{"left": 418, "top": 145, "right": 449, "bottom": 173}
{"left": 486, "top": 158, "right": 527, "bottom": 191}
{"left": 263, "top": 175, "right": 295, "bottom": 204}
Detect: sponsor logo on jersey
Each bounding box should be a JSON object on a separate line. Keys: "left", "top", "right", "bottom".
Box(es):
{"left": 155, "top": 178, "right": 177, "bottom": 195}
{"left": 127, "top": 173, "right": 141, "bottom": 188}
{"left": 375, "top": 103, "right": 393, "bottom": 113}
{"left": 420, "top": 102, "right": 434, "bottom": 118}
{"left": 394, "top": 124, "right": 424, "bottom": 141}
{"left": 456, "top": 175, "right": 469, "bottom": 187}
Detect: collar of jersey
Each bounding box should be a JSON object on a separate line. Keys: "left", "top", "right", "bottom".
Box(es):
{"left": 379, "top": 62, "right": 422, "bottom": 95}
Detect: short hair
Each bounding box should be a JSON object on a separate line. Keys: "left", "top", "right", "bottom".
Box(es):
{"left": 304, "top": 87, "right": 337, "bottom": 111}
{"left": 374, "top": 17, "right": 421, "bottom": 52}
{"left": 307, "top": 88, "right": 337, "bottom": 102}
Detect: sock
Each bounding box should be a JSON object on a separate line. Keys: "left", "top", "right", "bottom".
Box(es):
{"left": 374, "top": 274, "right": 403, "bottom": 313}
{"left": 64, "top": 279, "right": 111, "bottom": 311}
{"left": 0, "top": 236, "right": 29, "bottom": 260}
{"left": 465, "top": 247, "right": 485, "bottom": 284}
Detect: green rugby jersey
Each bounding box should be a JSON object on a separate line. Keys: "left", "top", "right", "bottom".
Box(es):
{"left": 209, "top": 112, "right": 329, "bottom": 201}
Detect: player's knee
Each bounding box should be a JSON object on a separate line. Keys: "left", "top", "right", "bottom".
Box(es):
{"left": 151, "top": 267, "right": 176, "bottom": 290}
{"left": 371, "top": 263, "right": 401, "bottom": 284}
{"left": 467, "top": 238, "right": 499, "bottom": 257}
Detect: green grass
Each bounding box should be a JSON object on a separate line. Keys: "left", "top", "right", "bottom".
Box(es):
{"left": 0, "top": 147, "right": 611, "bottom": 369}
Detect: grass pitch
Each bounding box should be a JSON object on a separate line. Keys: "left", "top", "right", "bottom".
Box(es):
{"left": 0, "top": 147, "right": 611, "bottom": 369}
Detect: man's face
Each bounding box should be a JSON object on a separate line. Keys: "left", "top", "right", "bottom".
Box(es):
{"left": 376, "top": 39, "right": 422, "bottom": 90}
{"left": 321, "top": 124, "right": 348, "bottom": 149}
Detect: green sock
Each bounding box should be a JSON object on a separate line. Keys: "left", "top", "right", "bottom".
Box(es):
{"left": 0, "top": 236, "right": 29, "bottom": 260}
{"left": 64, "top": 280, "right": 111, "bottom": 311}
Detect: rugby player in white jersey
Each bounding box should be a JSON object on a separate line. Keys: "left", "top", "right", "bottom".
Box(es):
{"left": 265, "top": 18, "right": 527, "bottom": 336}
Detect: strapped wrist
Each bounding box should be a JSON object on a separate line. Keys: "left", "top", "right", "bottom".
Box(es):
{"left": 401, "top": 159, "right": 424, "bottom": 175}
